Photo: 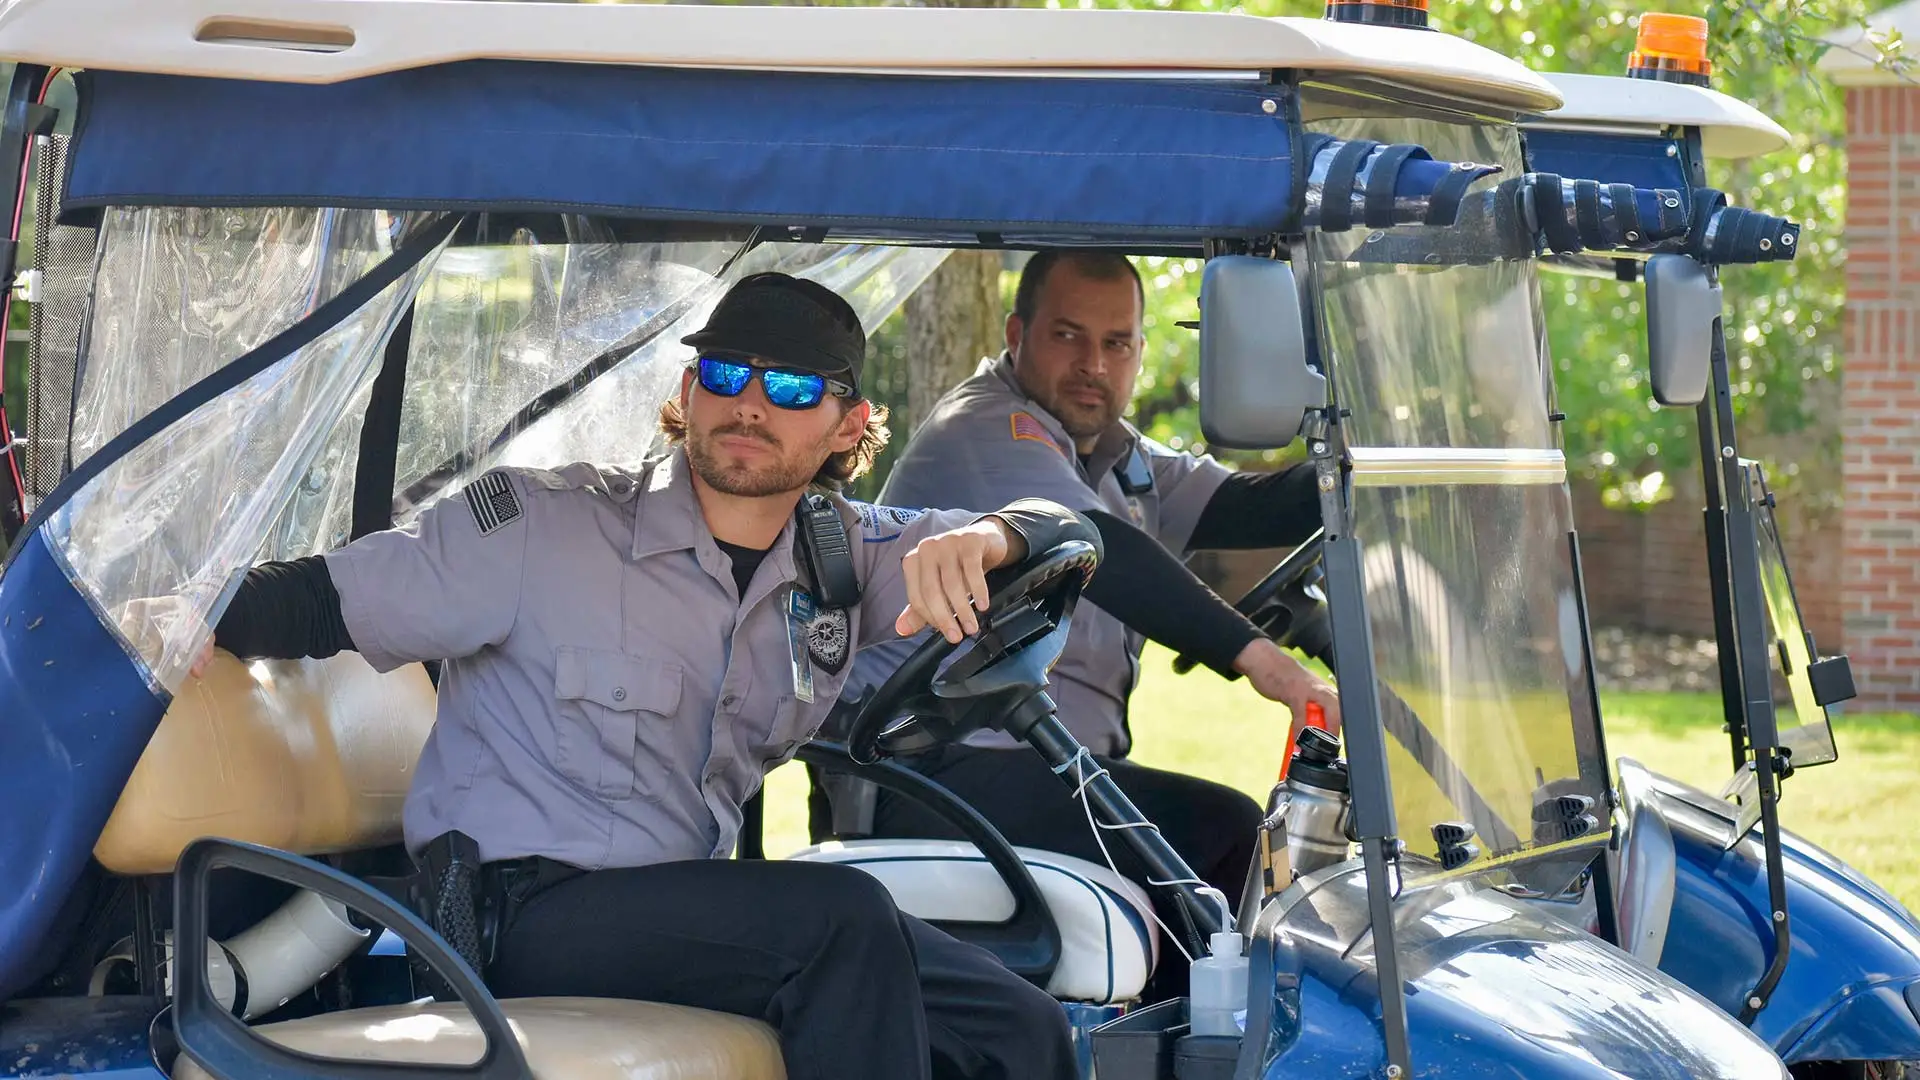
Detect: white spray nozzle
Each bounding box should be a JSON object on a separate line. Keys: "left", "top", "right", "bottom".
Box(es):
{"left": 1210, "top": 930, "right": 1245, "bottom": 958}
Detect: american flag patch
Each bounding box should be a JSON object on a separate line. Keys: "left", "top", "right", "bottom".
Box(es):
{"left": 1010, "top": 411, "right": 1066, "bottom": 456}
{"left": 463, "top": 471, "right": 523, "bottom": 536}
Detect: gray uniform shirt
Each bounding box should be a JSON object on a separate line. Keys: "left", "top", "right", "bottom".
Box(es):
{"left": 325, "top": 447, "right": 977, "bottom": 868}
{"left": 851, "top": 353, "right": 1229, "bottom": 756}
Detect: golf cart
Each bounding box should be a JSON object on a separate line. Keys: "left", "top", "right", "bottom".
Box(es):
{"left": 0, "top": 1, "right": 1837, "bottom": 1077}
{"left": 1510, "top": 53, "right": 1920, "bottom": 1073}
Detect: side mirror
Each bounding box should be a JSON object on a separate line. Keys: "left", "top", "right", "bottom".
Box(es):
{"left": 1644, "top": 254, "right": 1722, "bottom": 407}
{"left": 1198, "top": 256, "right": 1323, "bottom": 450}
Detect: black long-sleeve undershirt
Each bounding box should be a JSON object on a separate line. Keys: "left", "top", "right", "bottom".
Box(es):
{"left": 1081, "top": 510, "right": 1260, "bottom": 679}
{"left": 1188, "top": 463, "right": 1321, "bottom": 551}
{"left": 212, "top": 555, "right": 356, "bottom": 661}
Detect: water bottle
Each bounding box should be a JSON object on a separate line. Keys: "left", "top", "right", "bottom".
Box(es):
{"left": 1188, "top": 930, "right": 1249, "bottom": 1037}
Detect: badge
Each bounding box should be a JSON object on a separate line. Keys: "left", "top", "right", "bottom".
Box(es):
{"left": 786, "top": 590, "right": 817, "bottom": 704}
{"left": 794, "top": 588, "right": 851, "bottom": 672}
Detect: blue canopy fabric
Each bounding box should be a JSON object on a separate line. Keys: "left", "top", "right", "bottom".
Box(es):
{"left": 0, "top": 531, "right": 166, "bottom": 999}
{"left": 1522, "top": 129, "right": 1691, "bottom": 195}
{"left": 67, "top": 61, "right": 1306, "bottom": 242}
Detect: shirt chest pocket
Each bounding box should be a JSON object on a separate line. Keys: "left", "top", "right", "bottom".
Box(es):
{"left": 552, "top": 646, "right": 682, "bottom": 803}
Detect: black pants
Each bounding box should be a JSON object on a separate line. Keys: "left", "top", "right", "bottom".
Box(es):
{"left": 486, "top": 857, "right": 1075, "bottom": 1080}
{"left": 863, "top": 745, "right": 1263, "bottom": 1002}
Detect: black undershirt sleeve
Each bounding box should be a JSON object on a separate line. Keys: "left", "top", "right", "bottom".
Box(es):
{"left": 1187, "top": 463, "right": 1321, "bottom": 551}
{"left": 1082, "top": 509, "right": 1260, "bottom": 679}
{"left": 986, "top": 497, "right": 1105, "bottom": 566}
{"left": 212, "top": 555, "right": 358, "bottom": 661}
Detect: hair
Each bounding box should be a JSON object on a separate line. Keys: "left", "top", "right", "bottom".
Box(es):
{"left": 657, "top": 392, "right": 892, "bottom": 492}
{"left": 1011, "top": 251, "right": 1145, "bottom": 326}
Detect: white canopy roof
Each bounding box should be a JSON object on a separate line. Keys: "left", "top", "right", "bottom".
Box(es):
{"left": 1530, "top": 72, "right": 1792, "bottom": 161}
{"left": 0, "top": 0, "right": 1562, "bottom": 114}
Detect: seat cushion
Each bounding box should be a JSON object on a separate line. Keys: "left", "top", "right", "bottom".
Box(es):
{"left": 94, "top": 650, "right": 437, "bottom": 874}
{"left": 788, "top": 839, "right": 1158, "bottom": 1004}
{"left": 172, "top": 997, "right": 784, "bottom": 1080}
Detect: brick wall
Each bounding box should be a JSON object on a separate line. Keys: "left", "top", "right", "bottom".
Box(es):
{"left": 1570, "top": 479, "right": 1843, "bottom": 650}
{"left": 1841, "top": 85, "right": 1920, "bottom": 707}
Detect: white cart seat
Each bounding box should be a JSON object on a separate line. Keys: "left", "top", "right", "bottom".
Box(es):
{"left": 788, "top": 839, "right": 1159, "bottom": 1005}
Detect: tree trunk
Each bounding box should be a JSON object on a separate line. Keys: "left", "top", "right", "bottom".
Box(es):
{"left": 902, "top": 250, "right": 1003, "bottom": 440}
{"left": 897, "top": 0, "right": 1013, "bottom": 440}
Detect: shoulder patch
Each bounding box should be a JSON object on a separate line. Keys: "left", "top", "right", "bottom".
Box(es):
{"left": 852, "top": 502, "right": 925, "bottom": 543}
{"left": 1011, "top": 411, "right": 1070, "bottom": 457}
{"left": 464, "top": 471, "right": 524, "bottom": 536}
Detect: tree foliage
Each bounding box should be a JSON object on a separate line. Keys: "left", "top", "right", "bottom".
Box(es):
{"left": 1077, "top": 0, "right": 1904, "bottom": 510}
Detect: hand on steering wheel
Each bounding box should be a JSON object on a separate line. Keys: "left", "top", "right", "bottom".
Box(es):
{"left": 848, "top": 541, "right": 1100, "bottom": 764}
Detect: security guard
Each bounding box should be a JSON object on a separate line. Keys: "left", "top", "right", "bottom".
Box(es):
{"left": 840, "top": 252, "right": 1339, "bottom": 998}
{"left": 196, "top": 273, "right": 1093, "bottom": 1080}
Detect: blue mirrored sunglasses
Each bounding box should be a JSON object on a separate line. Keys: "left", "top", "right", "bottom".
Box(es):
{"left": 695, "top": 355, "right": 856, "bottom": 411}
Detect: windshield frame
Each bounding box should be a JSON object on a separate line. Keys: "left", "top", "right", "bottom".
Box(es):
{"left": 1296, "top": 113, "right": 1613, "bottom": 901}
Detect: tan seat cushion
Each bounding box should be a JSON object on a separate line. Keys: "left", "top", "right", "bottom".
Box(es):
{"left": 95, "top": 650, "right": 437, "bottom": 874}
{"left": 172, "top": 997, "right": 786, "bottom": 1080}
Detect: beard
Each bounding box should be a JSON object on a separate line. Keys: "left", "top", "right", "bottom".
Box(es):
{"left": 1036, "top": 378, "right": 1121, "bottom": 441}
{"left": 685, "top": 420, "right": 826, "bottom": 497}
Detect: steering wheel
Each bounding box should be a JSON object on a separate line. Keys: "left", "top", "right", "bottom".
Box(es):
{"left": 1173, "top": 530, "right": 1328, "bottom": 674}
{"left": 847, "top": 541, "right": 1100, "bottom": 764}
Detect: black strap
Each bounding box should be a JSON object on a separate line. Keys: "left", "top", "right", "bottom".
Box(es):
{"left": 1423, "top": 164, "right": 1489, "bottom": 227}
{"left": 1658, "top": 188, "right": 1696, "bottom": 238}
{"left": 1362, "top": 144, "right": 1424, "bottom": 230}
{"left": 5, "top": 213, "right": 463, "bottom": 569}
{"left": 1530, "top": 174, "right": 1582, "bottom": 254}
{"left": 1607, "top": 183, "right": 1644, "bottom": 243}
{"left": 1317, "top": 139, "right": 1378, "bottom": 234}
{"left": 1685, "top": 188, "right": 1727, "bottom": 253}
{"left": 350, "top": 304, "right": 416, "bottom": 540}
{"left": 1572, "top": 180, "right": 1606, "bottom": 249}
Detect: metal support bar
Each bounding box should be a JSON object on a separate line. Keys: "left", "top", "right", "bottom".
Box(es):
{"left": 132, "top": 878, "right": 160, "bottom": 997}
{"left": 1322, "top": 529, "right": 1413, "bottom": 1078}
{"left": 0, "top": 64, "right": 51, "bottom": 549}
{"left": 1567, "top": 530, "right": 1624, "bottom": 948}
{"left": 1709, "top": 317, "right": 1792, "bottom": 1019}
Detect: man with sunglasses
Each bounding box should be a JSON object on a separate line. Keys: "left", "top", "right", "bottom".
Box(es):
{"left": 831, "top": 252, "right": 1339, "bottom": 1001}
{"left": 191, "top": 272, "right": 1093, "bottom": 1080}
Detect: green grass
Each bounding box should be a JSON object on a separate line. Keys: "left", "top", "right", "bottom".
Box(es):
{"left": 760, "top": 645, "right": 1920, "bottom": 913}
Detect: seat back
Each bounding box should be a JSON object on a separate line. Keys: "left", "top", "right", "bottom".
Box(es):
{"left": 1613, "top": 757, "right": 1679, "bottom": 967}
{"left": 94, "top": 651, "right": 437, "bottom": 874}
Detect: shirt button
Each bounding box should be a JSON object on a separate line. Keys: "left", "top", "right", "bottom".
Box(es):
{"left": 722, "top": 694, "right": 739, "bottom": 709}
{"left": 612, "top": 687, "right": 628, "bottom": 702}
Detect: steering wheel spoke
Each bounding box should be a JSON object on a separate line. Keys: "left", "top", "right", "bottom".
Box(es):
{"left": 847, "top": 541, "right": 1099, "bottom": 764}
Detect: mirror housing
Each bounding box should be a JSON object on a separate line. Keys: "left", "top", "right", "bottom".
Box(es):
{"left": 1644, "top": 254, "right": 1721, "bottom": 407}
{"left": 1198, "top": 256, "right": 1322, "bottom": 449}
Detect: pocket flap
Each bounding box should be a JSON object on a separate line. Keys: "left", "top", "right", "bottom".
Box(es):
{"left": 554, "top": 647, "right": 682, "bottom": 713}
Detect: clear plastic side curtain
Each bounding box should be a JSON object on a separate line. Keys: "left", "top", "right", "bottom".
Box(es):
{"left": 394, "top": 236, "right": 947, "bottom": 523}
{"left": 0, "top": 208, "right": 448, "bottom": 1001}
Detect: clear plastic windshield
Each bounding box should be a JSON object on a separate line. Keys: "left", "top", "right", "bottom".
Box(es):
{"left": 1747, "top": 462, "right": 1838, "bottom": 770}
{"left": 1308, "top": 118, "right": 1610, "bottom": 895}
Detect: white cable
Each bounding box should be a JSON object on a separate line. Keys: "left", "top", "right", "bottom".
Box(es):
{"left": 1057, "top": 748, "right": 1199, "bottom": 966}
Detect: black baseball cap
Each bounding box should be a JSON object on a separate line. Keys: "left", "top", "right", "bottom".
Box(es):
{"left": 680, "top": 272, "right": 866, "bottom": 393}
